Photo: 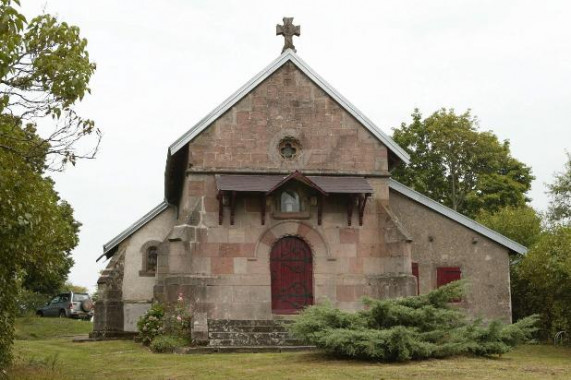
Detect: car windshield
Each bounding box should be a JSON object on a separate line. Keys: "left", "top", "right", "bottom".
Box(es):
{"left": 73, "top": 294, "right": 89, "bottom": 301}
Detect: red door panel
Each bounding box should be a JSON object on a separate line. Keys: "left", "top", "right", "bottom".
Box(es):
{"left": 412, "top": 262, "right": 419, "bottom": 295}
{"left": 270, "top": 236, "right": 313, "bottom": 314}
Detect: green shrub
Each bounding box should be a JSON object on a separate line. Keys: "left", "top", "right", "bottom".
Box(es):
{"left": 137, "top": 293, "right": 193, "bottom": 348}
{"left": 17, "top": 289, "right": 49, "bottom": 317}
{"left": 137, "top": 303, "right": 165, "bottom": 346}
{"left": 163, "top": 293, "right": 192, "bottom": 341}
{"left": 290, "top": 281, "right": 538, "bottom": 361}
{"left": 149, "top": 335, "right": 187, "bottom": 353}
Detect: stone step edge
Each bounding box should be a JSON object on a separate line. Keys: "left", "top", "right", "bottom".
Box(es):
{"left": 175, "top": 345, "right": 316, "bottom": 354}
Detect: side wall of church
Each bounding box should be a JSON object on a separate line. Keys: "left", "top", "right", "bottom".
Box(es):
{"left": 120, "top": 207, "right": 176, "bottom": 331}
{"left": 388, "top": 190, "right": 512, "bottom": 322}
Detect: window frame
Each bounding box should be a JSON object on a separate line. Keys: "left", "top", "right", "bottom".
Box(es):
{"left": 139, "top": 240, "right": 161, "bottom": 277}
{"left": 436, "top": 266, "right": 462, "bottom": 302}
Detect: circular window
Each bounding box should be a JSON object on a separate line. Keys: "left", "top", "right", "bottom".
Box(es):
{"left": 279, "top": 138, "right": 301, "bottom": 159}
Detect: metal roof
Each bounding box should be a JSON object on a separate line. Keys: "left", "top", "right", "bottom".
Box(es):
{"left": 168, "top": 49, "right": 410, "bottom": 164}
{"left": 98, "top": 201, "right": 170, "bottom": 262}
{"left": 388, "top": 179, "right": 527, "bottom": 254}
{"left": 215, "top": 174, "right": 373, "bottom": 194}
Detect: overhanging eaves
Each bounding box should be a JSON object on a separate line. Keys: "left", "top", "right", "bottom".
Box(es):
{"left": 97, "top": 201, "right": 170, "bottom": 262}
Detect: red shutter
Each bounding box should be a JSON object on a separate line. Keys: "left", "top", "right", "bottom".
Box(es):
{"left": 411, "top": 262, "right": 419, "bottom": 295}
{"left": 437, "top": 267, "right": 461, "bottom": 287}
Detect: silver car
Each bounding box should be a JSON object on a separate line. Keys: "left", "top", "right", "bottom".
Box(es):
{"left": 36, "top": 292, "right": 94, "bottom": 320}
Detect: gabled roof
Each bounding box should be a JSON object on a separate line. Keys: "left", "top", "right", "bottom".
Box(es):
{"left": 388, "top": 179, "right": 527, "bottom": 254}
{"left": 266, "top": 171, "right": 327, "bottom": 195}
{"left": 97, "top": 201, "right": 170, "bottom": 262}
{"left": 167, "top": 49, "right": 410, "bottom": 164}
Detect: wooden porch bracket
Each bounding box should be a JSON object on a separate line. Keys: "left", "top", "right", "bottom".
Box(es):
{"left": 347, "top": 195, "right": 356, "bottom": 226}
{"left": 261, "top": 195, "right": 266, "bottom": 225}
{"left": 317, "top": 195, "right": 323, "bottom": 226}
{"left": 217, "top": 190, "right": 224, "bottom": 225}
{"left": 358, "top": 193, "right": 370, "bottom": 226}
{"left": 229, "top": 191, "right": 237, "bottom": 226}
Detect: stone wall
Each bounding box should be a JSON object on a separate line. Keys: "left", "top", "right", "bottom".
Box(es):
{"left": 153, "top": 61, "right": 416, "bottom": 321}
{"left": 120, "top": 206, "right": 175, "bottom": 331}
{"left": 388, "top": 190, "right": 512, "bottom": 321}
{"left": 157, "top": 174, "right": 415, "bottom": 320}
{"left": 92, "top": 245, "right": 126, "bottom": 337}
{"left": 185, "top": 62, "right": 389, "bottom": 176}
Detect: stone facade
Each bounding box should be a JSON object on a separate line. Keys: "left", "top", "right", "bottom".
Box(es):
{"left": 389, "top": 191, "right": 512, "bottom": 321}
{"left": 94, "top": 51, "right": 519, "bottom": 341}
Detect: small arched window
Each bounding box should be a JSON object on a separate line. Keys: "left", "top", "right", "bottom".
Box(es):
{"left": 146, "top": 246, "right": 158, "bottom": 273}
{"left": 281, "top": 190, "right": 300, "bottom": 212}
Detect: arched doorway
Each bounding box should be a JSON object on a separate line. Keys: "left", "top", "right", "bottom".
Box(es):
{"left": 270, "top": 236, "right": 313, "bottom": 314}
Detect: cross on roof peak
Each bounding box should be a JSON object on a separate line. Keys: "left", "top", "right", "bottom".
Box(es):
{"left": 276, "top": 17, "right": 300, "bottom": 53}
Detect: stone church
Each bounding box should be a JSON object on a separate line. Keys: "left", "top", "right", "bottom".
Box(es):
{"left": 93, "top": 19, "right": 526, "bottom": 343}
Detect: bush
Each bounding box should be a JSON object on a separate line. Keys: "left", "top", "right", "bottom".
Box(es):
{"left": 137, "top": 303, "right": 165, "bottom": 346}
{"left": 290, "top": 281, "right": 538, "bottom": 361}
{"left": 136, "top": 293, "right": 193, "bottom": 348}
{"left": 17, "top": 289, "right": 49, "bottom": 317}
{"left": 163, "top": 293, "right": 192, "bottom": 341}
{"left": 149, "top": 335, "right": 187, "bottom": 353}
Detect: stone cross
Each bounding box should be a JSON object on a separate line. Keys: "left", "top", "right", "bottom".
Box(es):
{"left": 276, "top": 17, "right": 300, "bottom": 53}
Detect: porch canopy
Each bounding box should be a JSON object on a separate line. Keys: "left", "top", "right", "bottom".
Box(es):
{"left": 215, "top": 171, "right": 373, "bottom": 226}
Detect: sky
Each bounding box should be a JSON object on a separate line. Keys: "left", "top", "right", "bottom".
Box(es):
{"left": 20, "top": 0, "right": 571, "bottom": 292}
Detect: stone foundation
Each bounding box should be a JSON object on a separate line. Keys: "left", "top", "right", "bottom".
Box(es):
{"left": 207, "top": 319, "right": 301, "bottom": 346}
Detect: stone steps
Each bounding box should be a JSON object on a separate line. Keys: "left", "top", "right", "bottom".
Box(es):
{"left": 176, "top": 345, "right": 316, "bottom": 354}
{"left": 208, "top": 319, "right": 303, "bottom": 346}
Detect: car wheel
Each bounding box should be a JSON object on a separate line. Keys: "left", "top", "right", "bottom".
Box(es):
{"left": 37, "top": 311, "right": 44, "bottom": 317}
{"left": 59, "top": 310, "right": 66, "bottom": 318}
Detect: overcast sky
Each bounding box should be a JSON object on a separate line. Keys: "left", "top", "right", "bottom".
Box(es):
{"left": 20, "top": 1, "right": 571, "bottom": 292}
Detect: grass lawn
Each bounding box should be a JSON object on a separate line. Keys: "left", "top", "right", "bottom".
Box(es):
{"left": 8, "top": 317, "right": 571, "bottom": 380}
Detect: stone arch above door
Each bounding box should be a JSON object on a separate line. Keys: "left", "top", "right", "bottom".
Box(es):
{"left": 254, "top": 221, "right": 330, "bottom": 260}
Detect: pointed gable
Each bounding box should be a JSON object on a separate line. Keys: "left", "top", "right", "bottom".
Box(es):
{"left": 165, "top": 50, "right": 409, "bottom": 203}
{"left": 169, "top": 50, "right": 409, "bottom": 163}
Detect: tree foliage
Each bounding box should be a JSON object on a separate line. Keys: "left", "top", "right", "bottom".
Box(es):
{"left": 546, "top": 152, "right": 571, "bottom": 226}
{"left": 517, "top": 226, "right": 571, "bottom": 338}
{"left": 476, "top": 206, "right": 542, "bottom": 322}
{"left": 0, "top": 0, "right": 99, "bottom": 170}
{"left": 290, "top": 282, "right": 538, "bottom": 361}
{"left": 392, "top": 109, "right": 533, "bottom": 218}
{"left": 476, "top": 206, "right": 542, "bottom": 252}
{"left": 59, "top": 282, "right": 88, "bottom": 294}
{"left": 0, "top": 0, "right": 95, "bottom": 369}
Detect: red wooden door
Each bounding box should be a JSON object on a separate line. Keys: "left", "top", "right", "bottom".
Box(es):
{"left": 411, "top": 262, "right": 419, "bottom": 295}
{"left": 270, "top": 236, "right": 313, "bottom": 314}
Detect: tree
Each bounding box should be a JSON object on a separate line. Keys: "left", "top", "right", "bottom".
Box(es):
{"left": 476, "top": 205, "right": 542, "bottom": 251}
{"left": 392, "top": 109, "right": 534, "bottom": 218}
{"left": 0, "top": 0, "right": 99, "bottom": 170}
{"left": 518, "top": 226, "right": 571, "bottom": 338}
{"left": 60, "top": 282, "right": 88, "bottom": 294}
{"left": 0, "top": 0, "right": 96, "bottom": 369}
{"left": 476, "top": 206, "right": 542, "bottom": 322}
{"left": 546, "top": 152, "right": 571, "bottom": 226}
